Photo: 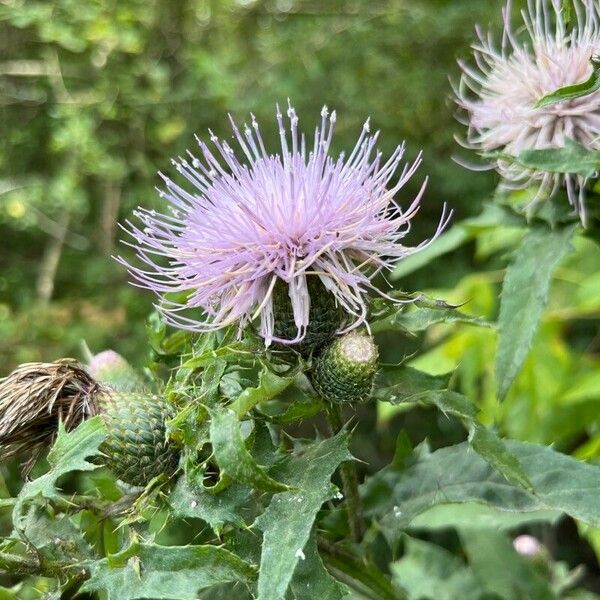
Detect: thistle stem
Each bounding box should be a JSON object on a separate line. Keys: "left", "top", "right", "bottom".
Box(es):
{"left": 325, "top": 403, "right": 365, "bottom": 543}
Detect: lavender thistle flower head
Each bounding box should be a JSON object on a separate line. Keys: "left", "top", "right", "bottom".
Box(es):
{"left": 456, "top": 0, "right": 600, "bottom": 224}
{"left": 119, "top": 104, "right": 446, "bottom": 345}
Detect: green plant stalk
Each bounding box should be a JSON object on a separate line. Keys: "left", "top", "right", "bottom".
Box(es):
{"left": 317, "top": 537, "right": 402, "bottom": 600}
{"left": 325, "top": 403, "right": 365, "bottom": 543}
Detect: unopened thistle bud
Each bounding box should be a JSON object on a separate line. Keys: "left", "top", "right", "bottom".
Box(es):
{"left": 311, "top": 332, "right": 379, "bottom": 404}
{"left": 90, "top": 351, "right": 178, "bottom": 486}
{"left": 0, "top": 354, "right": 179, "bottom": 486}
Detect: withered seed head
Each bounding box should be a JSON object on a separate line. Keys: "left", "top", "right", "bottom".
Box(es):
{"left": 0, "top": 359, "right": 105, "bottom": 467}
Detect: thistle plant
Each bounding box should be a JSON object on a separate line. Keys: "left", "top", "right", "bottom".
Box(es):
{"left": 1, "top": 100, "right": 600, "bottom": 600}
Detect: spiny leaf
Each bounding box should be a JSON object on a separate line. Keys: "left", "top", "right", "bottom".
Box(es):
{"left": 288, "top": 532, "right": 349, "bottom": 599}
{"left": 169, "top": 467, "right": 250, "bottom": 533}
{"left": 370, "top": 306, "right": 493, "bottom": 335}
{"left": 209, "top": 406, "right": 289, "bottom": 493}
{"left": 255, "top": 432, "right": 352, "bottom": 600}
{"left": 496, "top": 224, "right": 576, "bottom": 400}
{"left": 13, "top": 417, "right": 106, "bottom": 527}
{"left": 364, "top": 439, "right": 600, "bottom": 545}
{"left": 229, "top": 366, "right": 297, "bottom": 417}
{"left": 81, "top": 542, "right": 257, "bottom": 600}
{"left": 375, "top": 366, "right": 531, "bottom": 489}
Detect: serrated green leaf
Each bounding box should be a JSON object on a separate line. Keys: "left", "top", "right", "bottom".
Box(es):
{"left": 364, "top": 440, "right": 600, "bottom": 543}
{"left": 460, "top": 528, "right": 555, "bottom": 600}
{"left": 391, "top": 535, "right": 484, "bottom": 600}
{"left": 409, "top": 502, "right": 560, "bottom": 531}
{"left": 255, "top": 432, "right": 352, "bottom": 600}
{"left": 19, "top": 504, "right": 93, "bottom": 561}
{"left": 13, "top": 417, "right": 106, "bottom": 527}
{"left": 372, "top": 306, "right": 493, "bottom": 335}
{"left": 169, "top": 467, "right": 250, "bottom": 533}
{"left": 229, "top": 367, "right": 297, "bottom": 417}
{"left": 496, "top": 224, "right": 576, "bottom": 400}
{"left": 535, "top": 58, "right": 600, "bottom": 109}
{"left": 375, "top": 367, "right": 531, "bottom": 489}
{"left": 209, "top": 406, "right": 289, "bottom": 493}
{"left": 81, "top": 543, "right": 256, "bottom": 600}
{"left": 288, "top": 532, "right": 349, "bottom": 600}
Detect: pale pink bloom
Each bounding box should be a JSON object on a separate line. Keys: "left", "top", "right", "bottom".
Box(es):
{"left": 118, "top": 104, "right": 448, "bottom": 345}
{"left": 513, "top": 534, "right": 542, "bottom": 557}
{"left": 456, "top": 0, "right": 600, "bottom": 225}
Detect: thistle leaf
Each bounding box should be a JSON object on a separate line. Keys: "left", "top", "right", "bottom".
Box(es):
{"left": 81, "top": 543, "right": 257, "bottom": 600}
{"left": 255, "top": 432, "right": 351, "bottom": 600}
{"left": 496, "top": 224, "right": 576, "bottom": 400}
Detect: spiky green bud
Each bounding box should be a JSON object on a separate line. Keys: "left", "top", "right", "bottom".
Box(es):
{"left": 272, "top": 277, "right": 344, "bottom": 354}
{"left": 89, "top": 351, "right": 179, "bottom": 486}
{"left": 312, "top": 331, "right": 379, "bottom": 404}
{"left": 99, "top": 391, "right": 179, "bottom": 487}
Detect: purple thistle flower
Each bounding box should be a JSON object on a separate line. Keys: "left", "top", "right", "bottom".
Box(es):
{"left": 118, "top": 104, "right": 448, "bottom": 345}
{"left": 456, "top": 0, "right": 600, "bottom": 225}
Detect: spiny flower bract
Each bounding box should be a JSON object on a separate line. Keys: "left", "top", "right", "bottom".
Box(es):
{"left": 119, "top": 104, "right": 446, "bottom": 345}
{"left": 456, "top": 0, "right": 600, "bottom": 225}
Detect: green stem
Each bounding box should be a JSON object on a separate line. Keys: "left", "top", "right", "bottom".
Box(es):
{"left": 317, "top": 537, "right": 403, "bottom": 600}
{"left": 325, "top": 403, "right": 365, "bottom": 543}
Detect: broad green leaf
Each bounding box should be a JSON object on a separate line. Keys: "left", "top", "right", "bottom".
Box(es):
{"left": 364, "top": 440, "right": 600, "bottom": 541}
{"left": 375, "top": 367, "right": 531, "bottom": 489}
{"left": 255, "top": 432, "right": 352, "bottom": 600}
{"left": 460, "top": 528, "right": 554, "bottom": 600}
{"left": 391, "top": 535, "right": 484, "bottom": 600}
{"left": 409, "top": 502, "right": 560, "bottom": 531}
{"left": 81, "top": 543, "right": 256, "bottom": 600}
{"left": 288, "top": 532, "right": 349, "bottom": 600}
{"left": 169, "top": 466, "right": 250, "bottom": 533}
{"left": 229, "top": 367, "right": 297, "bottom": 417}
{"left": 535, "top": 59, "right": 600, "bottom": 109}
{"left": 370, "top": 306, "right": 493, "bottom": 335}
{"left": 182, "top": 338, "right": 261, "bottom": 370}
{"left": 19, "top": 505, "right": 93, "bottom": 561}
{"left": 496, "top": 224, "right": 576, "bottom": 400}
{"left": 515, "top": 141, "right": 600, "bottom": 178}
{"left": 13, "top": 417, "right": 106, "bottom": 527}
{"left": 0, "top": 588, "right": 20, "bottom": 600}
{"left": 209, "top": 406, "right": 289, "bottom": 493}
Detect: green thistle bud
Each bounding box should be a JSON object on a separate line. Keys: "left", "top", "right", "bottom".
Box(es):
{"left": 99, "top": 390, "right": 179, "bottom": 487}
{"left": 312, "top": 331, "right": 379, "bottom": 404}
{"left": 88, "top": 351, "right": 179, "bottom": 486}
{"left": 272, "top": 276, "right": 344, "bottom": 354}
{"left": 0, "top": 355, "right": 179, "bottom": 484}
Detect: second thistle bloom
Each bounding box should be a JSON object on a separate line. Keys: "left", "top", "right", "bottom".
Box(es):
{"left": 120, "top": 105, "right": 444, "bottom": 345}
{"left": 456, "top": 0, "right": 600, "bottom": 224}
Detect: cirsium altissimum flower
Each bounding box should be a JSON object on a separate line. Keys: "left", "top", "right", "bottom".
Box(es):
{"left": 118, "top": 104, "right": 448, "bottom": 344}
